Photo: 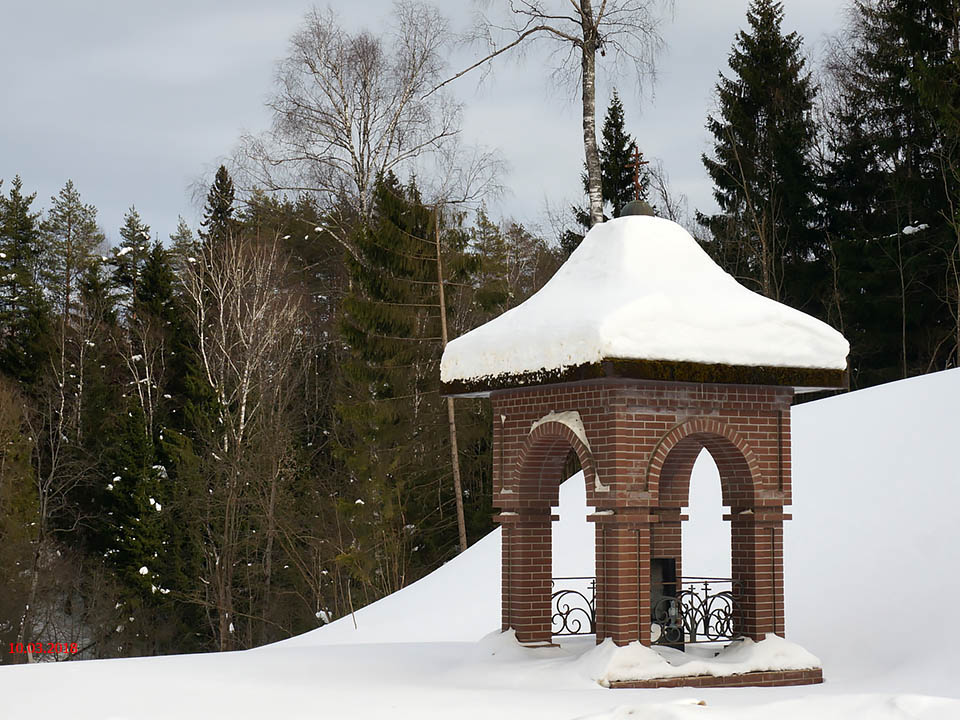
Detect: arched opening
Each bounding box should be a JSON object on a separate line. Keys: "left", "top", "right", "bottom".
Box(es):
{"left": 551, "top": 448, "right": 596, "bottom": 639}
{"left": 504, "top": 421, "right": 597, "bottom": 644}
{"left": 651, "top": 426, "right": 759, "bottom": 647}
{"left": 684, "top": 450, "right": 731, "bottom": 577}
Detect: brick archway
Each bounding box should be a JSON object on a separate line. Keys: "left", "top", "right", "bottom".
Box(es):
{"left": 646, "top": 418, "right": 762, "bottom": 510}
{"left": 511, "top": 419, "right": 598, "bottom": 508}
{"left": 498, "top": 415, "right": 598, "bottom": 644}
{"left": 644, "top": 417, "right": 787, "bottom": 642}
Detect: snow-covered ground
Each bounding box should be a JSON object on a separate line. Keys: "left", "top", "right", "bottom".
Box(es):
{"left": 2, "top": 369, "right": 960, "bottom": 719}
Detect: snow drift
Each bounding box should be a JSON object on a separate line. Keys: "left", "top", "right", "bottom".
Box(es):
{"left": 1, "top": 369, "right": 959, "bottom": 719}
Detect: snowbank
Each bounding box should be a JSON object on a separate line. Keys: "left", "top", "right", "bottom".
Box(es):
{"left": 3, "top": 370, "right": 960, "bottom": 720}
{"left": 441, "top": 216, "right": 849, "bottom": 383}
{"left": 580, "top": 634, "right": 821, "bottom": 686}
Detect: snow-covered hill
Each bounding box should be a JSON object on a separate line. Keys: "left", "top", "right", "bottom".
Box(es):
{"left": 2, "top": 369, "right": 959, "bottom": 719}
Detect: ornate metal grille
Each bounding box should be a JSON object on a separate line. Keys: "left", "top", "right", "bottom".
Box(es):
{"left": 550, "top": 576, "right": 596, "bottom": 636}
{"left": 550, "top": 575, "right": 741, "bottom": 643}
{"left": 651, "top": 576, "right": 741, "bottom": 646}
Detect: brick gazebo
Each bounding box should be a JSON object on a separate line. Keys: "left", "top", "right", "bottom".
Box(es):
{"left": 440, "top": 213, "right": 848, "bottom": 686}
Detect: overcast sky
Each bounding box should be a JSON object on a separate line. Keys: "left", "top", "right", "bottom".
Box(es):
{"left": 0, "top": 1, "right": 846, "bottom": 247}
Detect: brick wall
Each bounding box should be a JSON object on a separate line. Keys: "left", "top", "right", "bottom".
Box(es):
{"left": 491, "top": 378, "right": 793, "bottom": 646}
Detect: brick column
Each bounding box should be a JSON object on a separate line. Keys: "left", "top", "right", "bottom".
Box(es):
{"left": 593, "top": 513, "right": 653, "bottom": 646}
{"left": 499, "top": 509, "right": 554, "bottom": 645}
{"left": 727, "top": 510, "right": 789, "bottom": 640}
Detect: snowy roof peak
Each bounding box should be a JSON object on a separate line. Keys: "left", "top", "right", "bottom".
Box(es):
{"left": 441, "top": 215, "right": 849, "bottom": 393}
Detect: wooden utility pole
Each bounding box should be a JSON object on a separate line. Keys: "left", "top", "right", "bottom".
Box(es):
{"left": 435, "top": 207, "right": 468, "bottom": 553}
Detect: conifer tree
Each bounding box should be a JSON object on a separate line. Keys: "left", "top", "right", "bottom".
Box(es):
{"left": 336, "top": 173, "right": 460, "bottom": 593}
{"left": 600, "top": 90, "right": 645, "bottom": 216}
{"left": 562, "top": 91, "right": 643, "bottom": 256}
{"left": 200, "top": 165, "right": 237, "bottom": 245}
{"left": 111, "top": 206, "right": 152, "bottom": 307}
{"left": 0, "top": 176, "right": 51, "bottom": 384}
{"left": 824, "top": 0, "right": 959, "bottom": 385}
{"left": 699, "top": 0, "right": 819, "bottom": 305}
{"left": 40, "top": 180, "right": 105, "bottom": 323}
{"left": 170, "top": 216, "right": 198, "bottom": 259}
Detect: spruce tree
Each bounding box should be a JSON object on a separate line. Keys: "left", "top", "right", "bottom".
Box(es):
{"left": 600, "top": 90, "right": 644, "bottom": 216}
{"left": 336, "top": 173, "right": 458, "bottom": 594}
{"left": 112, "top": 206, "right": 152, "bottom": 307}
{"left": 0, "top": 176, "right": 51, "bottom": 384}
{"left": 699, "top": 0, "right": 819, "bottom": 305}
{"left": 200, "top": 165, "right": 237, "bottom": 245}
{"left": 824, "top": 0, "right": 959, "bottom": 385}
{"left": 562, "top": 91, "right": 643, "bottom": 256}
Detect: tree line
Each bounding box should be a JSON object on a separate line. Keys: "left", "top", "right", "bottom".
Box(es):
{"left": 0, "top": 165, "right": 561, "bottom": 661}
{"left": 2, "top": 0, "right": 958, "bottom": 661}
{"left": 581, "top": 0, "right": 959, "bottom": 387}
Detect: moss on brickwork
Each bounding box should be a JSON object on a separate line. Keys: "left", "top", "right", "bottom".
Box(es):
{"left": 441, "top": 357, "right": 847, "bottom": 397}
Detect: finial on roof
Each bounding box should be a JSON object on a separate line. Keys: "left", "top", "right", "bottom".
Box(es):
{"left": 621, "top": 146, "right": 654, "bottom": 216}
{"left": 625, "top": 146, "right": 650, "bottom": 200}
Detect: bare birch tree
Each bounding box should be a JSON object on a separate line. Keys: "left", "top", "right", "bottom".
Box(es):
{"left": 237, "top": 2, "right": 460, "bottom": 257}
{"left": 180, "top": 233, "right": 305, "bottom": 650}
{"left": 434, "top": 0, "right": 672, "bottom": 227}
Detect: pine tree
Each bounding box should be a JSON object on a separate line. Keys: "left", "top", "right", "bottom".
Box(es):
{"left": 469, "top": 207, "right": 511, "bottom": 315}
{"left": 40, "top": 180, "right": 105, "bottom": 322}
{"left": 200, "top": 165, "right": 237, "bottom": 245}
{"left": 0, "top": 176, "right": 51, "bottom": 384}
{"left": 699, "top": 0, "right": 819, "bottom": 305}
{"left": 562, "top": 91, "right": 643, "bottom": 256}
{"left": 143, "top": 240, "right": 210, "bottom": 652}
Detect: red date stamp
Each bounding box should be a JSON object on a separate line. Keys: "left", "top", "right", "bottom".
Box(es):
{"left": 9, "top": 642, "right": 79, "bottom": 655}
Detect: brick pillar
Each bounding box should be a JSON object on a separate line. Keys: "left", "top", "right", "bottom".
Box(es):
{"left": 594, "top": 514, "right": 652, "bottom": 646}
{"left": 500, "top": 509, "right": 553, "bottom": 645}
{"left": 728, "top": 510, "right": 788, "bottom": 640}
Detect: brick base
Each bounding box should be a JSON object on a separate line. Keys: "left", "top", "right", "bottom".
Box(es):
{"left": 608, "top": 667, "right": 823, "bottom": 689}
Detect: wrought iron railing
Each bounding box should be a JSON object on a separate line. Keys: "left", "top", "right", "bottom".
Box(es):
{"left": 551, "top": 576, "right": 596, "bottom": 636}
{"left": 550, "top": 575, "right": 741, "bottom": 644}
{"left": 651, "top": 576, "right": 741, "bottom": 646}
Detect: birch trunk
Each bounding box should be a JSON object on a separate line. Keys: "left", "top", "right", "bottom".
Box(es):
{"left": 580, "top": 3, "right": 604, "bottom": 227}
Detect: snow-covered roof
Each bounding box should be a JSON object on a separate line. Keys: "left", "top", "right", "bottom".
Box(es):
{"left": 441, "top": 215, "right": 849, "bottom": 393}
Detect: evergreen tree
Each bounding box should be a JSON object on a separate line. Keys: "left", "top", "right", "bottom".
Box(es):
{"left": 469, "top": 207, "right": 512, "bottom": 315}
{"left": 40, "top": 180, "right": 105, "bottom": 322}
{"left": 111, "top": 206, "right": 152, "bottom": 307}
{"left": 200, "top": 165, "right": 237, "bottom": 245}
{"left": 699, "top": 0, "right": 819, "bottom": 305}
{"left": 336, "top": 173, "right": 459, "bottom": 594}
{"left": 600, "top": 90, "right": 645, "bottom": 216}
{"left": 170, "top": 216, "right": 198, "bottom": 259}
{"left": 140, "top": 238, "right": 210, "bottom": 652}
{"left": 562, "top": 91, "right": 643, "bottom": 256}
{"left": 0, "top": 176, "right": 51, "bottom": 384}
{"left": 824, "top": 0, "right": 960, "bottom": 385}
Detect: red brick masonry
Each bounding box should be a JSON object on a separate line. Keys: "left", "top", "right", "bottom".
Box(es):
{"left": 493, "top": 378, "right": 793, "bottom": 648}
{"left": 609, "top": 667, "right": 823, "bottom": 689}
